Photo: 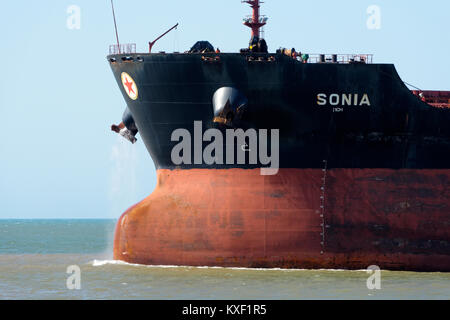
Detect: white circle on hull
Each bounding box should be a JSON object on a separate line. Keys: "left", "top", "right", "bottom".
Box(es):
{"left": 121, "top": 72, "right": 138, "bottom": 100}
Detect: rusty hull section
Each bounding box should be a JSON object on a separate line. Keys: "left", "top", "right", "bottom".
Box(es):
{"left": 114, "top": 169, "right": 450, "bottom": 271}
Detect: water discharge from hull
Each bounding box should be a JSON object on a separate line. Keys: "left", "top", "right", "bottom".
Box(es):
{"left": 107, "top": 136, "right": 140, "bottom": 258}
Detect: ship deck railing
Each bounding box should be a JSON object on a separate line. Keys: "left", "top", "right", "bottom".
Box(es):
{"left": 300, "top": 53, "right": 374, "bottom": 64}
{"left": 109, "top": 43, "right": 136, "bottom": 55}
{"left": 107, "top": 47, "right": 375, "bottom": 65}
{"left": 243, "top": 15, "right": 269, "bottom": 24}
{"left": 429, "top": 103, "right": 450, "bottom": 109}
{"left": 411, "top": 90, "right": 450, "bottom": 109}
{"left": 107, "top": 45, "right": 373, "bottom": 65}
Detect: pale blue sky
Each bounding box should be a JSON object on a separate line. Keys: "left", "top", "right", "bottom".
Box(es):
{"left": 0, "top": 0, "right": 448, "bottom": 218}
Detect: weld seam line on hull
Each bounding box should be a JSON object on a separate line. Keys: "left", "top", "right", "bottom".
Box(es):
{"left": 136, "top": 82, "right": 285, "bottom": 86}
{"left": 320, "top": 160, "right": 328, "bottom": 254}
{"left": 138, "top": 101, "right": 211, "bottom": 104}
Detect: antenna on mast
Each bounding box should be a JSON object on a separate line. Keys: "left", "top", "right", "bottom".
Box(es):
{"left": 110, "top": 0, "right": 121, "bottom": 54}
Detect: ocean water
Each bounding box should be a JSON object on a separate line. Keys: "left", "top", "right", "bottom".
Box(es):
{"left": 0, "top": 219, "right": 449, "bottom": 300}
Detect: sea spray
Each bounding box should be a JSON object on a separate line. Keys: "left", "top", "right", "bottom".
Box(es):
{"left": 106, "top": 136, "right": 139, "bottom": 257}
{"left": 110, "top": 135, "right": 138, "bottom": 201}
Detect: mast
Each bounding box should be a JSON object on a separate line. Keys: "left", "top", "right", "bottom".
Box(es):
{"left": 110, "top": 0, "right": 121, "bottom": 54}
{"left": 242, "top": 0, "right": 267, "bottom": 39}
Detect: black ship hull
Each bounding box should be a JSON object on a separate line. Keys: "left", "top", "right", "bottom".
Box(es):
{"left": 109, "top": 53, "right": 450, "bottom": 170}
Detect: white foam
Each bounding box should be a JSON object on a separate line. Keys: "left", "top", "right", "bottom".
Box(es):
{"left": 90, "top": 259, "right": 372, "bottom": 272}
{"left": 91, "top": 259, "right": 140, "bottom": 267}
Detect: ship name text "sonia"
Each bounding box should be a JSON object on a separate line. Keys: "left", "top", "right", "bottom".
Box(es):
{"left": 317, "top": 93, "right": 371, "bottom": 106}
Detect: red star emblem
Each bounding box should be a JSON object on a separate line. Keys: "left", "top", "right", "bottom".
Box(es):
{"left": 123, "top": 76, "right": 135, "bottom": 95}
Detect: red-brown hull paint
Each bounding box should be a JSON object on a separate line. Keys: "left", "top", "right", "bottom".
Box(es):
{"left": 114, "top": 169, "right": 450, "bottom": 271}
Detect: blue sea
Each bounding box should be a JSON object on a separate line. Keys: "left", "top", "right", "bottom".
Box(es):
{"left": 0, "top": 219, "right": 449, "bottom": 300}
